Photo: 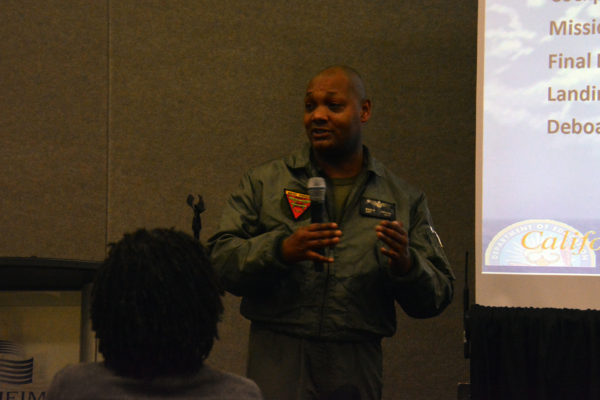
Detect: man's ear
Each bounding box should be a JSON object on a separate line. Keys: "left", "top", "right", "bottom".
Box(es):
{"left": 360, "top": 99, "right": 372, "bottom": 123}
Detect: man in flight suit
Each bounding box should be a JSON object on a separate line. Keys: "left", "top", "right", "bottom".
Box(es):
{"left": 208, "top": 66, "right": 455, "bottom": 400}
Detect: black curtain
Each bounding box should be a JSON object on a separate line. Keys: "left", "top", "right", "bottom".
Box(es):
{"left": 470, "top": 304, "right": 600, "bottom": 400}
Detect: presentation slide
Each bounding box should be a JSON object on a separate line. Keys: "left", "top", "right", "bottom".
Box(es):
{"left": 476, "top": 0, "right": 600, "bottom": 308}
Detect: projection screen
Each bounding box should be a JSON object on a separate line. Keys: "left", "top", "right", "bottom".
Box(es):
{"left": 476, "top": 0, "right": 600, "bottom": 309}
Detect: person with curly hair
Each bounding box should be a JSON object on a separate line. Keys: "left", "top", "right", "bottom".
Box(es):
{"left": 47, "top": 228, "right": 262, "bottom": 400}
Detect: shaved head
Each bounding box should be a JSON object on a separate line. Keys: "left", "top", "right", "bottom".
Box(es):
{"left": 310, "top": 65, "right": 368, "bottom": 102}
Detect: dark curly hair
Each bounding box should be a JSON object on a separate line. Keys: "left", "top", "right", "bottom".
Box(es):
{"left": 90, "top": 228, "right": 224, "bottom": 380}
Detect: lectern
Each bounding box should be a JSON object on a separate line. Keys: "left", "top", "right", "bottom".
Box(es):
{"left": 0, "top": 257, "right": 100, "bottom": 361}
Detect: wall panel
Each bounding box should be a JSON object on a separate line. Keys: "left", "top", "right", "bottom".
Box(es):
{"left": 0, "top": 1, "right": 108, "bottom": 260}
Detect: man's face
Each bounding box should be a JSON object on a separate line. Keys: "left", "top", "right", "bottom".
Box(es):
{"left": 303, "top": 71, "right": 371, "bottom": 158}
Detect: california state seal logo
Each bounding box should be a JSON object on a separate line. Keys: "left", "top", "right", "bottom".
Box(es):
{"left": 485, "top": 219, "right": 596, "bottom": 269}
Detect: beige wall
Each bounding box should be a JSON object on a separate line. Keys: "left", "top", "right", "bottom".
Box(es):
{"left": 0, "top": 2, "right": 476, "bottom": 399}
{"left": 1, "top": 1, "right": 108, "bottom": 260}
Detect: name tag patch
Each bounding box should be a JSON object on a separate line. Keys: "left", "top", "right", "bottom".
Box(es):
{"left": 360, "top": 198, "right": 395, "bottom": 220}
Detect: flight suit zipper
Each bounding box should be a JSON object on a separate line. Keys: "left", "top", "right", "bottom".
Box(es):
{"left": 315, "top": 171, "right": 371, "bottom": 338}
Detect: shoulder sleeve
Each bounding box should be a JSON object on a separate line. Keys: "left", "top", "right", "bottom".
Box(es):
{"left": 46, "top": 365, "right": 74, "bottom": 400}
{"left": 207, "top": 171, "right": 290, "bottom": 297}
{"left": 387, "top": 192, "right": 455, "bottom": 318}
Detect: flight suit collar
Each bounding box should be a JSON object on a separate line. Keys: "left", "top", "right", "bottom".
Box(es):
{"left": 284, "top": 143, "right": 385, "bottom": 178}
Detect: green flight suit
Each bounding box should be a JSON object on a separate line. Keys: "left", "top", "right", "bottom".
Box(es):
{"left": 208, "top": 144, "right": 455, "bottom": 399}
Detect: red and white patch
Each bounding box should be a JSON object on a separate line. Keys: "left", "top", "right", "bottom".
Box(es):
{"left": 284, "top": 189, "right": 311, "bottom": 220}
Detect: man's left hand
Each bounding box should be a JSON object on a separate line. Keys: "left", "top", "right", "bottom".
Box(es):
{"left": 375, "top": 220, "right": 412, "bottom": 276}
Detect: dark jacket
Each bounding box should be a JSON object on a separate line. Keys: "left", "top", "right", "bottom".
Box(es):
{"left": 208, "top": 145, "right": 454, "bottom": 341}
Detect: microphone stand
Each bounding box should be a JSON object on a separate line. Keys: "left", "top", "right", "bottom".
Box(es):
{"left": 463, "top": 251, "right": 470, "bottom": 359}
{"left": 187, "top": 195, "right": 205, "bottom": 241}
{"left": 459, "top": 251, "right": 471, "bottom": 400}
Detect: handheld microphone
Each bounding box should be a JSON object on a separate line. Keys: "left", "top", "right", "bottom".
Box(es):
{"left": 308, "top": 177, "right": 326, "bottom": 272}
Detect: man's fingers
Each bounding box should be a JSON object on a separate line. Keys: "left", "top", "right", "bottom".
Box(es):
{"left": 281, "top": 223, "right": 342, "bottom": 264}
{"left": 305, "top": 224, "right": 342, "bottom": 245}
{"left": 306, "top": 250, "right": 334, "bottom": 263}
{"left": 377, "top": 230, "right": 407, "bottom": 249}
{"left": 376, "top": 221, "right": 413, "bottom": 275}
{"left": 308, "top": 222, "right": 338, "bottom": 229}
{"left": 309, "top": 236, "right": 340, "bottom": 248}
{"left": 380, "top": 247, "right": 397, "bottom": 259}
{"left": 376, "top": 228, "right": 403, "bottom": 243}
{"left": 376, "top": 221, "right": 407, "bottom": 247}
{"left": 379, "top": 220, "right": 403, "bottom": 230}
